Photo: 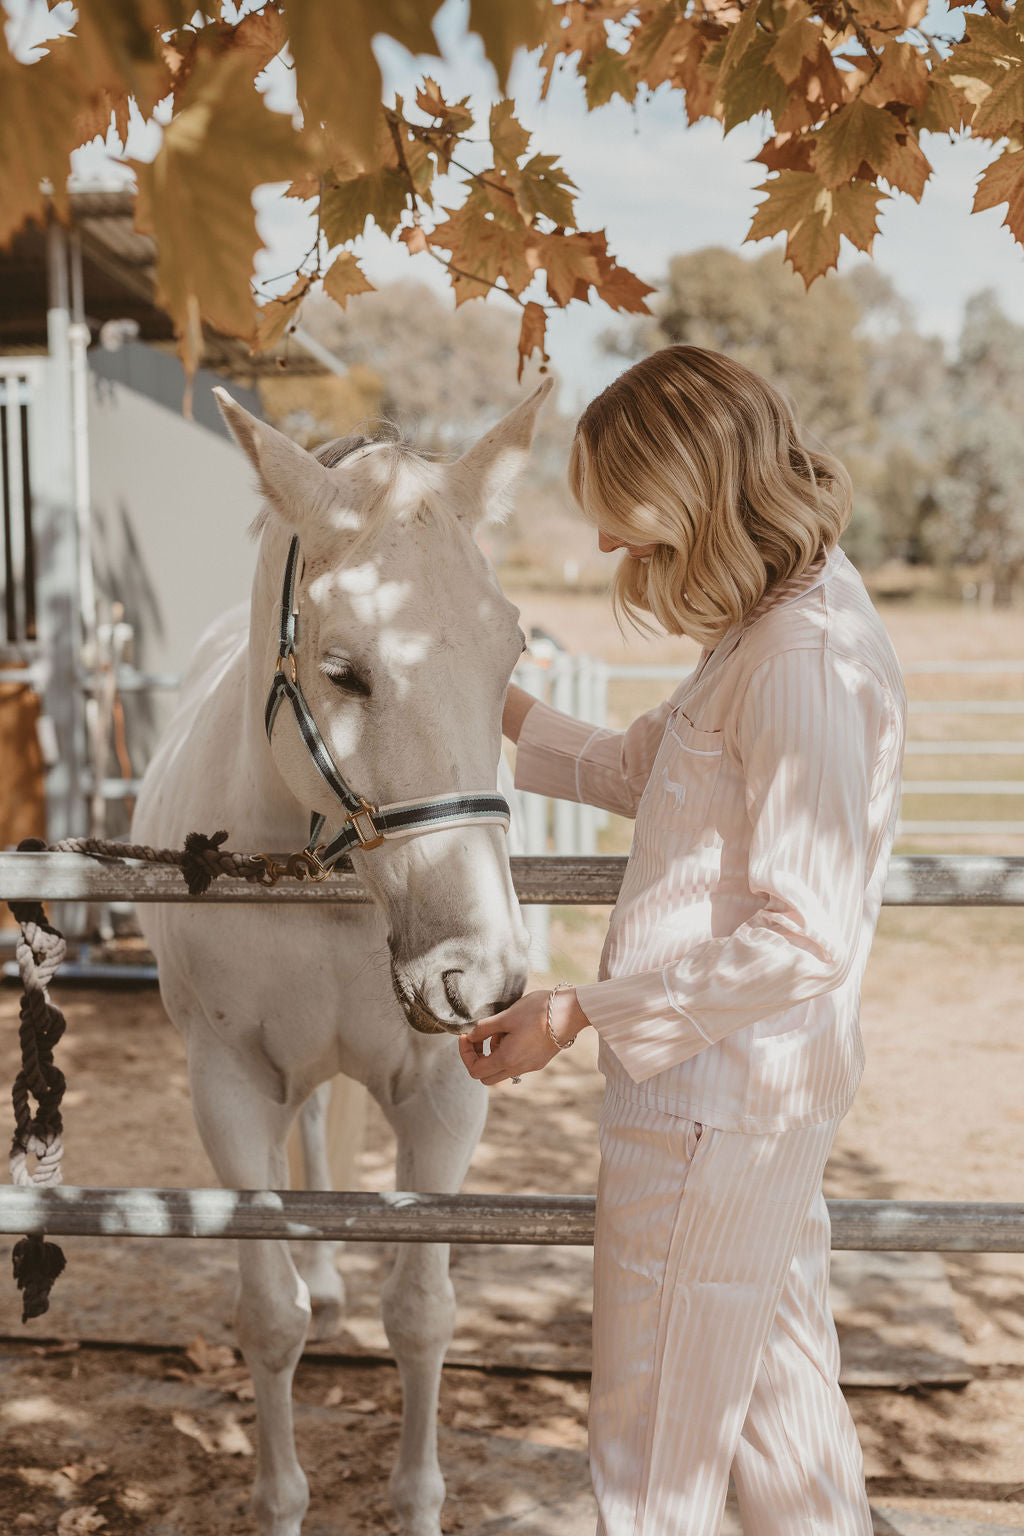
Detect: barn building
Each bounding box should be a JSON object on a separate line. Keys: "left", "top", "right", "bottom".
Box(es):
{"left": 0, "top": 186, "right": 326, "bottom": 936}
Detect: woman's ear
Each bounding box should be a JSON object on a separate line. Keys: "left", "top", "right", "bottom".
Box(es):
{"left": 448, "top": 378, "right": 555, "bottom": 528}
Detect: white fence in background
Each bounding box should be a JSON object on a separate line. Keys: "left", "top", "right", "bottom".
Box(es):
{"left": 513, "top": 652, "right": 1024, "bottom": 968}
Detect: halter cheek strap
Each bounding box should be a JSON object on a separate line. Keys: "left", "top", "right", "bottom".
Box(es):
{"left": 264, "top": 532, "right": 511, "bottom": 873}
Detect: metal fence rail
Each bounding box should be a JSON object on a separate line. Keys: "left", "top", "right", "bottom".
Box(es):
{"left": 1, "top": 1188, "right": 1022, "bottom": 1252}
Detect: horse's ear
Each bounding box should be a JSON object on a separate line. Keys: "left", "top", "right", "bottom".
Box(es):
{"left": 451, "top": 377, "right": 555, "bottom": 526}
{"left": 213, "top": 389, "right": 338, "bottom": 530}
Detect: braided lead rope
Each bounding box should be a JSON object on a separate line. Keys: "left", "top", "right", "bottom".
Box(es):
{"left": 43, "top": 829, "right": 339, "bottom": 893}
{"left": 7, "top": 842, "right": 69, "bottom": 1320}
{"left": 47, "top": 831, "right": 270, "bottom": 895}
{"left": 4, "top": 826, "right": 343, "bottom": 1323}
{"left": 9, "top": 917, "right": 66, "bottom": 1189}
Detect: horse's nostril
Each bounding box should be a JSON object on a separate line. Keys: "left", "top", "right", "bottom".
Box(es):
{"left": 489, "top": 983, "right": 527, "bottom": 1016}
{"left": 441, "top": 969, "right": 470, "bottom": 1019}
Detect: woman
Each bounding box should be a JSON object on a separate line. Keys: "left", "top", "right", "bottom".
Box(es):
{"left": 459, "top": 345, "right": 906, "bottom": 1536}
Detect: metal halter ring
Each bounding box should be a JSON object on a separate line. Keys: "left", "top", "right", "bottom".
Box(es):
{"left": 344, "top": 798, "right": 386, "bottom": 851}
{"left": 251, "top": 848, "right": 332, "bottom": 886}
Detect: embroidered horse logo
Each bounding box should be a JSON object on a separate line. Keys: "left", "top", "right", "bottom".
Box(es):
{"left": 662, "top": 765, "right": 688, "bottom": 808}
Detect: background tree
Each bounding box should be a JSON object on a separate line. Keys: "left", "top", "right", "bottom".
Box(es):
{"left": 843, "top": 263, "right": 951, "bottom": 567}
{"left": 929, "top": 293, "right": 1024, "bottom": 604}
{"left": 294, "top": 283, "right": 547, "bottom": 448}
{"left": 603, "top": 246, "right": 1024, "bottom": 588}
{"left": 2, "top": 1, "right": 1024, "bottom": 384}
{"left": 605, "top": 246, "right": 870, "bottom": 448}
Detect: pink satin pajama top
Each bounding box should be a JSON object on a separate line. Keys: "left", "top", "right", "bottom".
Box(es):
{"left": 514, "top": 548, "right": 907, "bottom": 1133}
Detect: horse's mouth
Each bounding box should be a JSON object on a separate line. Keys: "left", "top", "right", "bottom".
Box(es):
{"left": 390, "top": 966, "right": 458, "bottom": 1036}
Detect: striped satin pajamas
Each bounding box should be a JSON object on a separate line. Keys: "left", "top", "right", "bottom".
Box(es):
{"left": 591, "top": 1094, "right": 871, "bottom": 1535}
{"left": 513, "top": 548, "right": 906, "bottom": 1534}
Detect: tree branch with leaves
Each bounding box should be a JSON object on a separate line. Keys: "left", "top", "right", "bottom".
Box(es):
{"left": 3, "top": 0, "right": 1022, "bottom": 384}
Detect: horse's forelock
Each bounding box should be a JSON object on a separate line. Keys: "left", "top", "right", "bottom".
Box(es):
{"left": 315, "top": 434, "right": 370, "bottom": 468}
{"left": 248, "top": 429, "right": 447, "bottom": 544}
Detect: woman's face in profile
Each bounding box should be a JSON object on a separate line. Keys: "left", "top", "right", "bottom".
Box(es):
{"left": 598, "top": 529, "right": 659, "bottom": 561}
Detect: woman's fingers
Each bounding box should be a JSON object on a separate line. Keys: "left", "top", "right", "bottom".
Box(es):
{"left": 458, "top": 1035, "right": 497, "bottom": 1071}
{"left": 463, "top": 1015, "right": 502, "bottom": 1046}
{"left": 457, "top": 991, "right": 558, "bottom": 1085}
{"left": 458, "top": 1030, "right": 521, "bottom": 1084}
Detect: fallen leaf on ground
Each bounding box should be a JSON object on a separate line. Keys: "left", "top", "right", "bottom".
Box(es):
{"left": 185, "top": 1334, "right": 237, "bottom": 1374}
{"left": 56, "top": 1509, "right": 107, "bottom": 1535}
{"left": 324, "top": 1385, "right": 345, "bottom": 1407}
{"left": 215, "top": 1413, "right": 254, "bottom": 1456}
{"left": 61, "top": 1458, "right": 108, "bottom": 1486}
{"left": 117, "top": 1485, "right": 152, "bottom": 1514}
{"left": 18, "top": 1466, "right": 76, "bottom": 1499}
{"left": 171, "top": 1408, "right": 254, "bottom": 1456}
{"left": 171, "top": 1410, "right": 218, "bottom": 1455}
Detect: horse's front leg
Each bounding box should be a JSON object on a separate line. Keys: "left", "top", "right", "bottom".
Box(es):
{"left": 378, "top": 1052, "right": 488, "bottom": 1536}
{"left": 288, "top": 1079, "right": 350, "bottom": 1339}
{"left": 188, "top": 1033, "right": 311, "bottom": 1536}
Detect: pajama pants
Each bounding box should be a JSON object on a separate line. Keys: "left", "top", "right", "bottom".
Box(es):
{"left": 590, "top": 1091, "right": 872, "bottom": 1536}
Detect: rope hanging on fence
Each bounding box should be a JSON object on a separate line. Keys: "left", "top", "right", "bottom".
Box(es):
{"left": 47, "top": 829, "right": 350, "bottom": 894}
{"left": 50, "top": 829, "right": 268, "bottom": 896}
{"left": 4, "top": 826, "right": 349, "bottom": 1322}
{"left": 7, "top": 838, "right": 68, "bottom": 1321}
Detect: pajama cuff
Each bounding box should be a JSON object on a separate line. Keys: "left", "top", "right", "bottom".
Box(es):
{"left": 575, "top": 969, "right": 714, "bottom": 1084}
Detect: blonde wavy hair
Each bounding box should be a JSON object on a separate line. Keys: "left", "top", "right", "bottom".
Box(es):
{"left": 568, "top": 345, "right": 853, "bottom": 647}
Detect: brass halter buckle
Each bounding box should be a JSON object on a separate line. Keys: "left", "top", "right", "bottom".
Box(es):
{"left": 345, "top": 797, "right": 385, "bottom": 850}
{"left": 275, "top": 652, "right": 298, "bottom": 684}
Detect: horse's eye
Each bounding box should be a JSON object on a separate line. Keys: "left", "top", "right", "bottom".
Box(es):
{"left": 324, "top": 664, "right": 371, "bottom": 698}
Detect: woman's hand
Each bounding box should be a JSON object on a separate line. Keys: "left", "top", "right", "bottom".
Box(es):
{"left": 458, "top": 987, "right": 590, "bottom": 1086}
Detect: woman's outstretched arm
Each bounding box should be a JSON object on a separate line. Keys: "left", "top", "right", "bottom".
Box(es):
{"left": 509, "top": 691, "right": 677, "bottom": 818}
{"left": 502, "top": 682, "right": 538, "bottom": 743}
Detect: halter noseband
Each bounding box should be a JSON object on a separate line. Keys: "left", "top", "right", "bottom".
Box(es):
{"left": 263, "top": 444, "right": 510, "bottom": 876}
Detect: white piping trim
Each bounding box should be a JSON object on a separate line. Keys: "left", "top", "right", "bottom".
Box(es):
{"left": 575, "top": 726, "right": 607, "bottom": 802}
{"left": 660, "top": 969, "right": 713, "bottom": 1040}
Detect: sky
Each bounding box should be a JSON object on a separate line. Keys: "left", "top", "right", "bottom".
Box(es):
{"left": 11, "top": 0, "right": 1024, "bottom": 409}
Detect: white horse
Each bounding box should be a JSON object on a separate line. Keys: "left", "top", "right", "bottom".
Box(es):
{"left": 131, "top": 380, "right": 551, "bottom": 1535}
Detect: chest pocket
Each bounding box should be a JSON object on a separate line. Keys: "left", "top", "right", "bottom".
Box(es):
{"left": 643, "top": 711, "right": 724, "bottom": 845}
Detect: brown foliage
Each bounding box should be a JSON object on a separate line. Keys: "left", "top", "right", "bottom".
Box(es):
{"left": 2, "top": 1, "right": 1022, "bottom": 382}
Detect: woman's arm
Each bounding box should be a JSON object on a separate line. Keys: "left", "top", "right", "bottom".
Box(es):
{"left": 574, "top": 648, "right": 902, "bottom": 1081}
{"left": 512, "top": 695, "right": 675, "bottom": 817}
{"left": 502, "top": 682, "right": 538, "bottom": 743}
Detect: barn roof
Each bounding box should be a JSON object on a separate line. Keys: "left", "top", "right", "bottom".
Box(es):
{"left": 0, "top": 185, "right": 322, "bottom": 379}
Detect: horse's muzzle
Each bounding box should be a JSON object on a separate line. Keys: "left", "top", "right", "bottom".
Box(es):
{"left": 390, "top": 964, "right": 460, "bottom": 1036}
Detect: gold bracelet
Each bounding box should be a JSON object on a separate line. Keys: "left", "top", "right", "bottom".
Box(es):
{"left": 545, "top": 982, "right": 577, "bottom": 1050}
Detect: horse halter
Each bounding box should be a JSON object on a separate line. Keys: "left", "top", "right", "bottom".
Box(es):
{"left": 263, "top": 446, "right": 511, "bottom": 878}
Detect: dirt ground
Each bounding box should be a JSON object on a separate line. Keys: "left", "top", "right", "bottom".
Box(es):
{"left": 2, "top": 596, "right": 1024, "bottom": 1534}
